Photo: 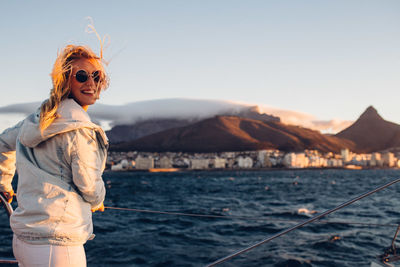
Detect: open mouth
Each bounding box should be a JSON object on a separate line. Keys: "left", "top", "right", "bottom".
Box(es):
{"left": 82, "top": 89, "right": 96, "bottom": 95}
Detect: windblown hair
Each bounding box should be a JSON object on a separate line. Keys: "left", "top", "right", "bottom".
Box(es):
{"left": 39, "top": 45, "right": 109, "bottom": 131}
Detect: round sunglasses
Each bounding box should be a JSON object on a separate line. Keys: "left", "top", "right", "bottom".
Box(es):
{"left": 73, "top": 70, "right": 102, "bottom": 83}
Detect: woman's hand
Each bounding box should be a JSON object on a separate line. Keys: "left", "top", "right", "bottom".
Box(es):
{"left": 91, "top": 202, "right": 105, "bottom": 213}
{"left": 1, "top": 189, "right": 15, "bottom": 203}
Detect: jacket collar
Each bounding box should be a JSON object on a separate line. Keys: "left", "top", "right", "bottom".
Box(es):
{"left": 19, "top": 99, "right": 107, "bottom": 148}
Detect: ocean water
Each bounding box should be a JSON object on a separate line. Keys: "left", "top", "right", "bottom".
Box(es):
{"left": 1, "top": 169, "right": 400, "bottom": 266}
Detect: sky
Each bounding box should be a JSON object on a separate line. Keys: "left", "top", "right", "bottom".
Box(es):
{"left": 0, "top": 0, "right": 399, "bottom": 132}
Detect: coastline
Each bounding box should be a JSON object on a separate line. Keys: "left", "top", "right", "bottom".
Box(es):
{"left": 105, "top": 166, "right": 399, "bottom": 173}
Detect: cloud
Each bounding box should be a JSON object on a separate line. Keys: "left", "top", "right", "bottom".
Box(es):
{"left": 0, "top": 98, "right": 352, "bottom": 134}
{"left": 308, "top": 119, "right": 353, "bottom": 133}
{"left": 89, "top": 98, "right": 250, "bottom": 125}
{"left": 0, "top": 102, "right": 42, "bottom": 114}
{"left": 257, "top": 105, "right": 353, "bottom": 133}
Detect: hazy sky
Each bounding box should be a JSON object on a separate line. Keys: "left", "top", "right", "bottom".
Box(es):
{"left": 1, "top": 1, "right": 399, "bottom": 128}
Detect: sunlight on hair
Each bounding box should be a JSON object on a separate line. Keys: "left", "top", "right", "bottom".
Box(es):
{"left": 85, "top": 17, "right": 110, "bottom": 65}
{"left": 40, "top": 45, "right": 109, "bottom": 132}
{"left": 38, "top": 18, "right": 111, "bottom": 133}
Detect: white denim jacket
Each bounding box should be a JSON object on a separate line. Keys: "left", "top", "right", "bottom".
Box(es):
{"left": 0, "top": 99, "right": 108, "bottom": 245}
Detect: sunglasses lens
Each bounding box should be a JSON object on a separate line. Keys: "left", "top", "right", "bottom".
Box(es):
{"left": 93, "top": 71, "right": 101, "bottom": 83}
{"left": 75, "top": 70, "right": 88, "bottom": 83}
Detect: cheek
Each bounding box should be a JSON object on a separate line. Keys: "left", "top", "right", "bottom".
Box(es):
{"left": 69, "top": 85, "right": 80, "bottom": 99}
{"left": 70, "top": 80, "right": 81, "bottom": 93}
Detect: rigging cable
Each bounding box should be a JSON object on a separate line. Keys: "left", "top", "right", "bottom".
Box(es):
{"left": 205, "top": 177, "right": 400, "bottom": 266}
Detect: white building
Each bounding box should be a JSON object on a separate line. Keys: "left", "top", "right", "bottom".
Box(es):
{"left": 159, "top": 156, "right": 173, "bottom": 168}
{"left": 350, "top": 154, "right": 369, "bottom": 167}
{"left": 283, "top": 153, "right": 309, "bottom": 168}
{"left": 382, "top": 152, "right": 396, "bottom": 167}
{"left": 111, "top": 159, "right": 135, "bottom": 171}
{"left": 135, "top": 156, "right": 154, "bottom": 170}
{"left": 341, "top": 149, "right": 351, "bottom": 162}
{"left": 370, "top": 153, "right": 382, "bottom": 167}
{"left": 237, "top": 156, "right": 253, "bottom": 168}
{"left": 308, "top": 156, "right": 327, "bottom": 168}
{"left": 190, "top": 159, "right": 210, "bottom": 169}
{"left": 213, "top": 157, "right": 226, "bottom": 169}
{"left": 257, "top": 150, "right": 274, "bottom": 168}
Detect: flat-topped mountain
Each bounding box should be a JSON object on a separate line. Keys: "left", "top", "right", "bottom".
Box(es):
{"left": 106, "top": 105, "right": 279, "bottom": 143}
{"left": 336, "top": 106, "right": 400, "bottom": 153}
{"left": 111, "top": 115, "right": 354, "bottom": 153}
{"left": 106, "top": 119, "right": 194, "bottom": 144}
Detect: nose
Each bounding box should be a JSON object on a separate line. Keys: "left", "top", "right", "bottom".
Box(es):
{"left": 86, "top": 75, "right": 96, "bottom": 86}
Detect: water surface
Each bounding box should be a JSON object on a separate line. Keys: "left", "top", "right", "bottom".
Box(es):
{"left": 1, "top": 169, "right": 400, "bottom": 266}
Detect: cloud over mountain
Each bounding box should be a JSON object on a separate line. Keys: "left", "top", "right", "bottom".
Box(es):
{"left": 256, "top": 106, "right": 353, "bottom": 133}
{"left": 111, "top": 115, "right": 355, "bottom": 153}
{"left": 0, "top": 98, "right": 352, "bottom": 133}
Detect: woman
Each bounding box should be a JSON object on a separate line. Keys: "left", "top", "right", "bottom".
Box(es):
{"left": 0, "top": 44, "right": 109, "bottom": 266}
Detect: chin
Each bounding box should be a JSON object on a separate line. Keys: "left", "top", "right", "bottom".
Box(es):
{"left": 76, "top": 98, "right": 97, "bottom": 107}
{"left": 86, "top": 100, "right": 97, "bottom": 106}
{"left": 84, "top": 96, "right": 98, "bottom": 104}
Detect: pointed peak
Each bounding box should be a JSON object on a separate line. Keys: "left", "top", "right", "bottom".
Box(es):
{"left": 364, "top": 105, "right": 377, "bottom": 113}
{"left": 358, "top": 105, "right": 383, "bottom": 121}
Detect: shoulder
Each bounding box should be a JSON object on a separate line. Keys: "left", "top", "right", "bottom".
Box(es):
{"left": 52, "top": 128, "right": 96, "bottom": 152}
{"left": 69, "top": 127, "right": 108, "bottom": 154}
{"left": 57, "top": 99, "right": 91, "bottom": 123}
{"left": 69, "top": 128, "right": 97, "bottom": 146}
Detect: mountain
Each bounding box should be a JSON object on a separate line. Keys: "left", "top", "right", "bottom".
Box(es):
{"left": 336, "top": 106, "right": 400, "bottom": 153}
{"left": 106, "top": 119, "right": 194, "bottom": 144}
{"left": 106, "top": 105, "right": 280, "bottom": 143}
{"left": 110, "top": 115, "right": 354, "bottom": 153}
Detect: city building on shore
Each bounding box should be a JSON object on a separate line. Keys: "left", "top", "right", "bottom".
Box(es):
{"left": 283, "top": 153, "right": 309, "bottom": 168}
{"left": 237, "top": 156, "right": 253, "bottom": 168}
{"left": 135, "top": 155, "right": 154, "bottom": 170}
{"left": 370, "top": 153, "right": 382, "bottom": 167}
{"left": 159, "top": 156, "right": 173, "bottom": 168}
{"left": 111, "top": 159, "right": 135, "bottom": 171}
{"left": 213, "top": 157, "right": 227, "bottom": 169}
{"left": 106, "top": 148, "right": 400, "bottom": 171}
{"left": 190, "top": 159, "right": 210, "bottom": 170}
{"left": 382, "top": 152, "right": 396, "bottom": 167}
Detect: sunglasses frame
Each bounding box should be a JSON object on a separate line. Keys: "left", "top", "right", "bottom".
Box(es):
{"left": 73, "top": 69, "right": 103, "bottom": 84}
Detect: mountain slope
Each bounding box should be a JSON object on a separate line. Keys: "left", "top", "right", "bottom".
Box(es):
{"left": 111, "top": 115, "right": 354, "bottom": 153}
{"left": 106, "top": 105, "right": 280, "bottom": 143}
{"left": 336, "top": 106, "right": 400, "bottom": 153}
{"left": 106, "top": 119, "right": 194, "bottom": 143}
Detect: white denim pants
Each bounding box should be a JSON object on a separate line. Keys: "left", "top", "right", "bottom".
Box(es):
{"left": 13, "top": 235, "right": 86, "bottom": 267}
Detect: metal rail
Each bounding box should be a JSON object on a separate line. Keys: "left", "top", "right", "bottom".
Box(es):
{"left": 206, "top": 178, "right": 400, "bottom": 266}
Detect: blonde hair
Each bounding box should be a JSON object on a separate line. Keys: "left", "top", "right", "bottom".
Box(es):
{"left": 39, "top": 45, "right": 109, "bottom": 131}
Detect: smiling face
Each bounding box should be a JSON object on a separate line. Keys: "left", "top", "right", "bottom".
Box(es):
{"left": 69, "top": 58, "right": 103, "bottom": 110}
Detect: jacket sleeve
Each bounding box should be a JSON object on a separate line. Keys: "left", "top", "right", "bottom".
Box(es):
{"left": 0, "top": 121, "right": 23, "bottom": 192}
{"left": 70, "top": 128, "right": 106, "bottom": 209}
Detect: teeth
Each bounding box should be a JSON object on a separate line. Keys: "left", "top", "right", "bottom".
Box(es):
{"left": 82, "top": 90, "right": 95, "bottom": 94}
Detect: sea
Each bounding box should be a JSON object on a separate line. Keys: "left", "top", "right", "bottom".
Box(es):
{"left": 1, "top": 169, "right": 400, "bottom": 267}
